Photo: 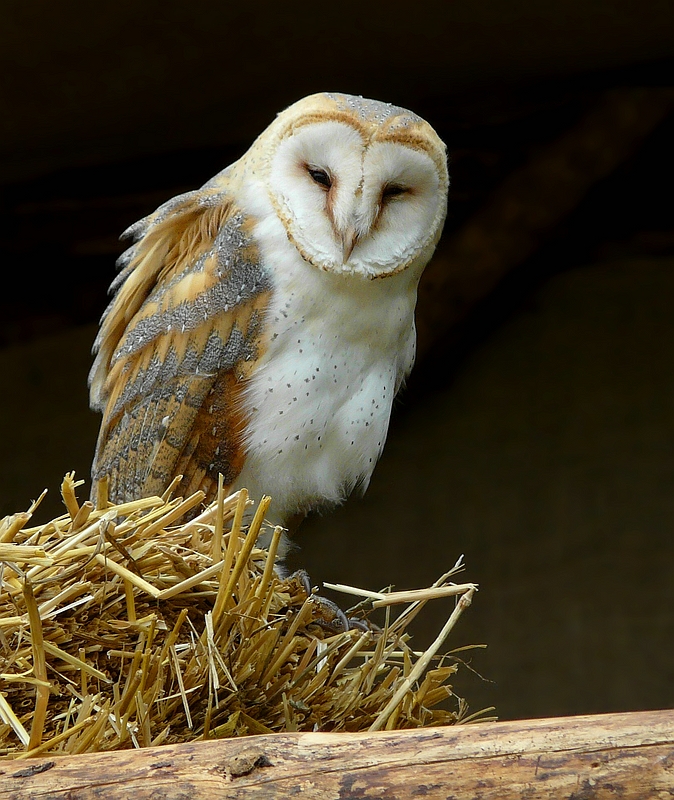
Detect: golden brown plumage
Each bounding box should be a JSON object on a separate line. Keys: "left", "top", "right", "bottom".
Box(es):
{"left": 90, "top": 189, "right": 271, "bottom": 505}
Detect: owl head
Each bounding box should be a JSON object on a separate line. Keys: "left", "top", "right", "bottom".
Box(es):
{"left": 250, "top": 92, "right": 448, "bottom": 280}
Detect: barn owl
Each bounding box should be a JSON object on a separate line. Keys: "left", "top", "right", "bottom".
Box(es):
{"left": 89, "top": 92, "right": 448, "bottom": 539}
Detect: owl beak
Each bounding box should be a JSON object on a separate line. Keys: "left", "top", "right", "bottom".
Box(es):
{"left": 341, "top": 227, "right": 359, "bottom": 262}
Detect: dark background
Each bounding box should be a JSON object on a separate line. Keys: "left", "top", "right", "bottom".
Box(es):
{"left": 1, "top": 0, "right": 673, "bottom": 721}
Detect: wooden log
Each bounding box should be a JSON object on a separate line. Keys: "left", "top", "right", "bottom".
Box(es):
{"left": 0, "top": 708, "right": 672, "bottom": 799}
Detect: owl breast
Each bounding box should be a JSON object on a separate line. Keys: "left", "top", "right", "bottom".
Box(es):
{"left": 233, "top": 210, "right": 421, "bottom": 522}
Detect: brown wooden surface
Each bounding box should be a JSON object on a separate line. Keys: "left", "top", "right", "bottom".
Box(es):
{"left": 0, "top": 709, "right": 672, "bottom": 799}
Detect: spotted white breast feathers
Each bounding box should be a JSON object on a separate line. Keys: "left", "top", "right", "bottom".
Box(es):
{"left": 89, "top": 92, "right": 448, "bottom": 525}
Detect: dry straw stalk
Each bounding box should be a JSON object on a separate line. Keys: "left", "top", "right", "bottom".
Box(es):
{"left": 0, "top": 473, "right": 488, "bottom": 759}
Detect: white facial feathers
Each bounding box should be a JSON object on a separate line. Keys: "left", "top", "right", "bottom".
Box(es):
{"left": 269, "top": 121, "right": 363, "bottom": 270}
{"left": 356, "top": 142, "right": 443, "bottom": 270}
{"left": 266, "top": 108, "right": 447, "bottom": 279}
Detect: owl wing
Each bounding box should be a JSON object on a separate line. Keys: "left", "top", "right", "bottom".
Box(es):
{"left": 89, "top": 187, "right": 272, "bottom": 505}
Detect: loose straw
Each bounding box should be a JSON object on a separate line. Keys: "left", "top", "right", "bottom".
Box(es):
{"left": 0, "top": 477, "right": 483, "bottom": 756}
{"left": 23, "top": 581, "right": 49, "bottom": 750}
{"left": 323, "top": 582, "right": 478, "bottom": 607}
{"left": 369, "top": 587, "right": 476, "bottom": 731}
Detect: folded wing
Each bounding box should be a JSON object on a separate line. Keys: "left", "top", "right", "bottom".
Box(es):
{"left": 89, "top": 188, "right": 271, "bottom": 504}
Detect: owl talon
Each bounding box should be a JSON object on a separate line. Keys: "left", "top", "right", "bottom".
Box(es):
{"left": 285, "top": 570, "right": 379, "bottom": 632}
{"left": 284, "top": 569, "right": 348, "bottom": 631}
{"left": 345, "top": 617, "right": 376, "bottom": 633}
{"left": 285, "top": 568, "right": 314, "bottom": 597}
{"left": 308, "top": 594, "right": 350, "bottom": 633}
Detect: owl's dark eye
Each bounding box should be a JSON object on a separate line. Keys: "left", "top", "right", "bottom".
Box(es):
{"left": 382, "top": 183, "right": 408, "bottom": 200}
{"left": 307, "top": 167, "right": 332, "bottom": 189}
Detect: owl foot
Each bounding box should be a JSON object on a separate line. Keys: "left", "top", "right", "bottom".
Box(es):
{"left": 288, "top": 568, "right": 349, "bottom": 632}
{"left": 286, "top": 569, "right": 374, "bottom": 633}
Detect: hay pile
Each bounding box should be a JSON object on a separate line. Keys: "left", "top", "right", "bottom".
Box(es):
{"left": 0, "top": 474, "right": 482, "bottom": 759}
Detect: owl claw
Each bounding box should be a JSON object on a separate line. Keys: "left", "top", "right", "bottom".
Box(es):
{"left": 285, "top": 569, "right": 358, "bottom": 633}
{"left": 344, "top": 617, "right": 373, "bottom": 633}
{"left": 286, "top": 568, "right": 314, "bottom": 597}
{"left": 310, "top": 595, "right": 351, "bottom": 633}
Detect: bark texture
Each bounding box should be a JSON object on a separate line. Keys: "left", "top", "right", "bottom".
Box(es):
{"left": 0, "top": 708, "right": 672, "bottom": 799}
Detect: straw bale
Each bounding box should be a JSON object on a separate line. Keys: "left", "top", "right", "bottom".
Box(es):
{"left": 0, "top": 473, "right": 486, "bottom": 758}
